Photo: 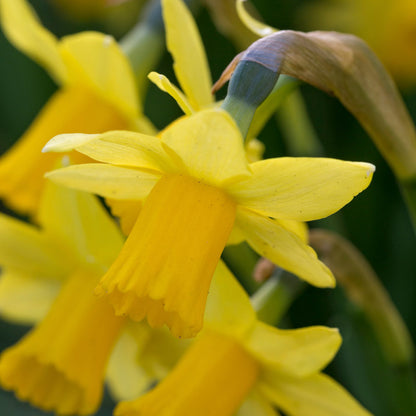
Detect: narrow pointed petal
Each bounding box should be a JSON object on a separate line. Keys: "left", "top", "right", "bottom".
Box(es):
{"left": 236, "top": 209, "right": 335, "bottom": 288}
{"left": 246, "top": 322, "right": 341, "bottom": 377}
{"left": 162, "top": 0, "right": 213, "bottom": 109}
{"left": 236, "top": 0, "right": 275, "bottom": 37}
{"left": 0, "top": 0, "right": 67, "bottom": 84}
{"left": 0, "top": 269, "right": 60, "bottom": 325}
{"left": 44, "top": 130, "right": 171, "bottom": 172}
{"left": 59, "top": 32, "right": 140, "bottom": 121}
{"left": 0, "top": 213, "right": 71, "bottom": 279}
{"left": 229, "top": 158, "right": 375, "bottom": 221}
{"left": 161, "top": 109, "right": 251, "bottom": 186}
{"left": 205, "top": 261, "right": 256, "bottom": 336}
{"left": 38, "top": 181, "right": 124, "bottom": 271}
{"left": 236, "top": 390, "right": 280, "bottom": 416}
{"left": 260, "top": 372, "right": 373, "bottom": 416}
{"left": 278, "top": 219, "right": 308, "bottom": 243}
{"left": 45, "top": 164, "right": 161, "bottom": 200}
{"left": 148, "top": 72, "right": 194, "bottom": 115}
{"left": 106, "top": 326, "right": 152, "bottom": 401}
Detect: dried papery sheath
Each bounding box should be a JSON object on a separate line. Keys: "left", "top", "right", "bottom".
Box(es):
{"left": 215, "top": 30, "right": 416, "bottom": 179}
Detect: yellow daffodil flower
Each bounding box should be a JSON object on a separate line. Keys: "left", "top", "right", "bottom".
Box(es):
{"left": 0, "top": 0, "right": 154, "bottom": 214}
{"left": 115, "top": 261, "right": 372, "bottom": 416}
{"left": 0, "top": 178, "right": 187, "bottom": 415}
{"left": 44, "top": 108, "right": 374, "bottom": 339}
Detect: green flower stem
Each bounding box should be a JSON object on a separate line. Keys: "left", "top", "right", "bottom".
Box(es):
{"left": 276, "top": 88, "right": 324, "bottom": 157}
{"left": 310, "top": 229, "right": 415, "bottom": 367}
{"left": 121, "top": 22, "right": 164, "bottom": 96}
{"left": 251, "top": 269, "right": 305, "bottom": 325}
{"left": 221, "top": 61, "right": 279, "bottom": 139}
{"left": 222, "top": 243, "right": 260, "bottom": 294}
{"left": 120, "top": 0, "right": 199, "bottom": 97}
{"left": 400, "top": 176, "right": 416, "bottom": 234}
{"left": 247, "top": 75, "right": 299, "bottom": 140}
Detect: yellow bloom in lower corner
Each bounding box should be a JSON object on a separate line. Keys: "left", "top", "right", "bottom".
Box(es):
{"left": 0, "top": 0, "right": 153, "bottom": 214}
{"left": 0, "top": 270, "right": 125, "bottom": 415}
{"left": 0, "top": 181, "right": 189, "bottom": 414}
{"left": 45, "top": 108, "right": 375, "bottom": 338}
{"left": 114, "top": 262, "right": 373, "bottom": 416}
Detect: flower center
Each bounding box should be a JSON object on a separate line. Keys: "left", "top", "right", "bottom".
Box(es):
{"left": 96, "top": 173, "right": 237, "bottom": 338}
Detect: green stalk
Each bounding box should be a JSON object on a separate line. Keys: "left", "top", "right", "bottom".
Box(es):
{"left": 251, "top": 269, "right": 305, "bottom": 325}
{"left": 222, "top": 243, "right": 260, "bottom": 294}
{"left": 221, "top": 61, "right": 279, "bottom": 139}
{"left": 276, "top": 88, "right": 324, "bottom": 157}
{"left": 399, "top": 176, "right": 416, "bottom": 234}
{"left": 120, "top": 0, "right": 166, "bottom": 97}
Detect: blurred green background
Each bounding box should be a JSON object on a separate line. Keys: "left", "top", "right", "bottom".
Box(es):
{"left": 0, "top": 1, "right": 415, "bottom": 415}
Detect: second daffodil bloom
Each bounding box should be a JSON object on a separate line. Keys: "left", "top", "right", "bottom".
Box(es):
{"left": 0, "top": 177, "right": 188, "bottom": 415}
{"left": 0, "top": 178, "right": 126, "bottom": 415}
{"left": 44, "top": 108, "right": 375, "bottom": 338}
{"left": 115, "top": 261, "right": 372, "bottom": 416}
{"left": 0, "top": 0, "right": 153, "bottom": 214}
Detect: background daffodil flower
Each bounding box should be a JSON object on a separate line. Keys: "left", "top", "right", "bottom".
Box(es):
{"left": 115, "top": 261, "right": 372, "bottom": 416}
{"left": 44, "top": 108, "right": 375, "bottom": 338}
{"left": 297, "top": 0, "right": 416, "bottom": 89}
{"left": 0, "top": 179, "right": 188, "bottom": 415}
{"left": 0, "top": 0, "right": 154, "bottom": 215}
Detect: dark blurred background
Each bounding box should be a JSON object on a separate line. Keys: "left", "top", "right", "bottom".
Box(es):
{"left": 0, "top": 1, "right": 415, "bottom": 415}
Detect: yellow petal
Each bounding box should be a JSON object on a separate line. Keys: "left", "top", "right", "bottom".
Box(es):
{"left": 137, "top": 325, "right": 190, "bottom": 380}
{"left": 236, "top": 209, "right": 335, "bottom": 288}
{"left": 148, "top": 72, "right": 194, "bottom": 115}
{"left": 44, "top": 130, "right": 171, "bottom": 172}
{"left": 46, "top": 164, "right": 161, "bottom": 200}
{"left": 205, "top": 260, "right": 256, "bottom": 336}
{"left": 227, "top": 225, "right": 246, "bottom": 245}
{"left": 236, "top": 390, "right": 280, "bottom": 416}
{"left": 59, "top": 32, "right": 140, "bottom": 122}
{"left": 246, "top": 322, "right": 341, "bottom": 377}
{"left": 162, "top": 0, "right": 213, "bottom": 109}
{"left": 106, "top": 324, "right": 152, "bottom": 402}
{"left": 229, "top": 158, "right": 375, "bottom": 221}
{"left": 106, "top": 199, "right": 142, "bottom": 236}
{"left": 236, "top": 0, "right": 276, "bottom": 37}
{"left": 245, "top": 138, "right": 266, "bottom": 163}
{"left": 0, "top": 213, "right": 71, "bottom": 279}
{"left": 278, "top": 219, "right": 309, "bottom": 243}
{"left": 0, "top": 269, "right": 60, "bottom": 325}
{"left": 260, "top": 372, "right": 373, "bottom": 416}
{"left": 0, "top": 0, "right": 67, "bottom": 84}
{"left": 161, "top": 109, "right": 251, "bottom": 186}
{"left": 38, "top": 180, "right": 124, "bottom": 272}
